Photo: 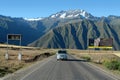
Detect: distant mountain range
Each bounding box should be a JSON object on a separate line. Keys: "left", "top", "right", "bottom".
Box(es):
{"left": 0, "top": 9, "right": 120, "bottom": 50}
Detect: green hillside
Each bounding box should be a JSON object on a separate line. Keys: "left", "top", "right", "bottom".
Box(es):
{"left": 29, "top": 20, "right": 120, "bottom": 50}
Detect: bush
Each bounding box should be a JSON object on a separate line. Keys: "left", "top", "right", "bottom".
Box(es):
{"left": 0, "top": 67, "right": 13, "bottom": 77}
{"left": 103, "top": 60, "right": 120, "bottom": 70}
{"left": 118, "top": 65, "right": 120, "bottom": 71}
{"left": 81, "top": 56, "right": 91, "bottom": 61}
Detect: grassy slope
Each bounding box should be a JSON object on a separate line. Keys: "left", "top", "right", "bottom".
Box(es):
{"left": 29, "top": 20, "right": 120, "bottom": 50}
{"left": 0, "top": 45, "right": 57, "bottom": 77}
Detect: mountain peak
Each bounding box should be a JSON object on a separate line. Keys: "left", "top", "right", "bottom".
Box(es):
{"left": 49, "top": 9, "right": 93, "bottom": 19}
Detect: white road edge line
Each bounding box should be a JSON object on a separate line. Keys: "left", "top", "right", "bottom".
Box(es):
{"left": 87, "top": 62, "right": 120, "bottom": 80}
{"left": 71, "top": 54, "right": 120, "bottom": 80}
{"left": 20, "top": 56, "right": 54, "bottom": 80}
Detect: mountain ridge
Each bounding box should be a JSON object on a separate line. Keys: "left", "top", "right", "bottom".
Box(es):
{"left": 28, "top": 19, "right": 120, "bottom": 50}
{"left": 49, "top": 9, "right": 94, "bottom": 19}
{"left": 0, "top": 9, "right": 120, "bottom": 50}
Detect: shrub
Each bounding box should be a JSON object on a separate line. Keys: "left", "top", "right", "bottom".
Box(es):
{"left": 81, "top": 56, "right": 91, "bottom": 61}
{"left": 118, "top": 65, "right": 120, "bottom": 71}
{"left": 103, "top": 60, "right": 120, "bottom": 70}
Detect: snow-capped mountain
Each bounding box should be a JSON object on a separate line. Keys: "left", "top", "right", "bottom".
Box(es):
{"left": 49, "top": 9, "right": 94, "bottom": 19}
{"left": 24, "top": 17, "right": 43, "bottom": 21}
{"left": 24, "top": 9, "right": 95, "bottom": 21}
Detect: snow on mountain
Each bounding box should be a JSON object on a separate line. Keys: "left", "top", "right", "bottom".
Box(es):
{"left": 49, "top": 9, "right": 93, "bottom": 19}
{"left": 60, "top": 13, "right": 66, "bottom": 18}
{"left": 24, "top": 17, "right": 43, "bottom": 21}
{"left": 23, "top": 9, "right": 94, "bottom": 21}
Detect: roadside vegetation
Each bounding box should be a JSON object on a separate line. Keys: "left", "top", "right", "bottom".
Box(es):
{"left": 103, "top": 59, "right": 120, "bottom": 71}
{"left": 68, "top": 49, "right": 120, "bottom": 75}
{"left": 80, "top": 56, "right": 91, "bottom": 61}
{"left": 0, "top": 47, "right": 56, "bottom": 77}
{"left": 1, "top": 48, "right": 120, "bottom": 77}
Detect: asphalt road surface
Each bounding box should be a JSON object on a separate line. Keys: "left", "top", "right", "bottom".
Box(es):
{"left": 15, "top": 55, "right": 119, "bottom": 80}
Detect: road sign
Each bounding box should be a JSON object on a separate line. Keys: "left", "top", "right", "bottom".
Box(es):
{"left": 88, "top": 38, "right": 113, "bottom": 49}
{"left": 7, "top": 34, "right": 21, "bottom": 40}
{"left": 6, "top": 34, "right": 22, "bottom": 61}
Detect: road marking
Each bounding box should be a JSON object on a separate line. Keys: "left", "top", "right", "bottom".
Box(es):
{"left": 71, "top": 54, "right": 120, "bottom": 80}
{"left": 87, "top": 62, "right": 120, "bottom": 80}
{"left": 20, "top": 56, "right": 54, "bottom": 80}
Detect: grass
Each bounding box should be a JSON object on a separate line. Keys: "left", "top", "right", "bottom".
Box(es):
{"left": 0, "top": 47, "right": 57, "bottom": 77}
{"left": 68, "top": 49, "right": 120, "bottom": 76}
{"left": 80, "top": 56, "right": 91, "bottom": 61}
{"left": 0, "top": 47, "right": 120, "bottom": 77}
{"left": 103, "top": 59, "right": 120, "bottom": 70}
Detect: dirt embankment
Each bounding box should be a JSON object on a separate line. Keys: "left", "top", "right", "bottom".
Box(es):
{"left": 0, "top": 48, "right": 57, "bottom": 77}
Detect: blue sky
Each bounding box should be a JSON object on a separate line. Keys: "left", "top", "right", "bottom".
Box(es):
{"left": 0, "top": 0, "right": 120, "bottom": 18}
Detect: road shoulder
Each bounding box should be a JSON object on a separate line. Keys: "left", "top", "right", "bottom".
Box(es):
{"left": 71, "top": 54, "right": 120, "bottom": 80}
{"left": 1, "top": 55, "right": 55, "bottom": 80}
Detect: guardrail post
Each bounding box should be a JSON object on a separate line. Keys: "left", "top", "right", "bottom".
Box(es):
{"left": 5, "top": 53, "right": 9, "bottom": 60}
{"left": 18, "top": 53, "right": 22, "bottom": 61}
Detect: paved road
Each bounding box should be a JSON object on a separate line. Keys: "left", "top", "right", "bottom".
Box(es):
{"left": 18, "top": 55, "right": 119, "bottom": 80}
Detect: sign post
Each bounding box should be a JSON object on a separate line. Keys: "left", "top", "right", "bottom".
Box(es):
{"left": 6, "top": 34, "right": 22, "bottom": 61}
{"left": 5, "top": 35, "right": 9, "bottom": 60}
{"left": 88, "top": 38, "right": 113, "bottom": 63}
